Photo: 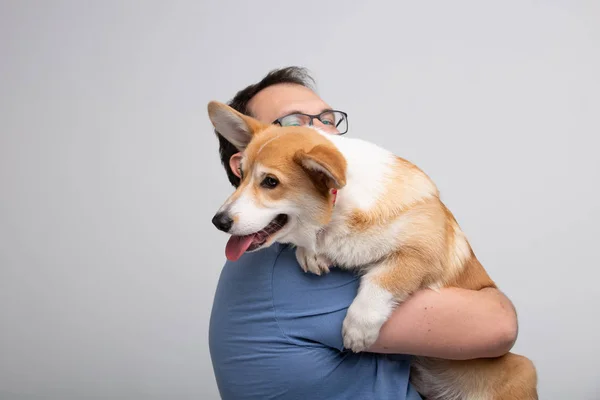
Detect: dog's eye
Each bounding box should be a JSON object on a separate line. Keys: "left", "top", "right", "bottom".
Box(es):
{"left": 261, "top": 176, "right": 279, "bottom": 189}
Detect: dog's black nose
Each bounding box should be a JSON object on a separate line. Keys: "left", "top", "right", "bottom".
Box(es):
{"left": 212, "top": 212, "right": 233, "bottom": 232}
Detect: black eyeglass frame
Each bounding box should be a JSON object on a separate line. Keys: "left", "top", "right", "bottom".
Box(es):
{"left": 272, "top": 110, "right": 349, "bottom": 135}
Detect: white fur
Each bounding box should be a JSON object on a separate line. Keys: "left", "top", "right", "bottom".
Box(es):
{"left": 342, "top": 270, "right": 396, "bottom": 352}
{"left": 296, "top": 132, "right": 413, "bottom": 268}
{"left": 291, "top": 131, "right": 433, "bottom": 352}
{"left": 449, "top": 224, "right": 472, "bottom": 275}
{"left": 295, "top": 247, "right": 331, "bottom": 275}
{"left": 226, "top": 189, "right": 274, "bottom": 236}
{"left": 324, "top": 134, "right": 396, "bottom": 211}
{"left": 317, "top": 205, "right": 427, "bottom": 269}
{"left": 216, "top": 157, "right": 329, "bottom": 253}
{"left": 218, "top": 168, "right": 293, "bottom": 238}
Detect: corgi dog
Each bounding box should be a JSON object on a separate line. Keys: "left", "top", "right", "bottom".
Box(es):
{"left": 207, "top": 101, "right": 538, "bottom": 400}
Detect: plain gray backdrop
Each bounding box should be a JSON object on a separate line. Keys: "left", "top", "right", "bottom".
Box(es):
{"left": 1, "top": 1, "right": 599, "bottom": 399}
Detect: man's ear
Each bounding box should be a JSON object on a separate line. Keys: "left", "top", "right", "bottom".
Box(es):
{"left": 207, "top": 101, "right": 268, "bottom": 150}
{"left": 229, "top": 152, "right": 243, "bottom": 178}
{"left": 293, "top": 144, "right": 347, "bottom": 192}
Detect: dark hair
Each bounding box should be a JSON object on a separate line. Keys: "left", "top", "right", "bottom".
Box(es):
{"left": 214, "top": 66, "right": 316, "bottom": 187}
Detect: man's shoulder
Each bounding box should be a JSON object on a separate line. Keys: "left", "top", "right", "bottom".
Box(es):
{"left": 216, "top": 243, "right": 286, "bottom": 284}
{"left": 213, "top": 243, "right": 361, "bottom": 350}
{"left": 270, "top": 244, "right": 360, "bottom": 307}
{"left": 229, "top": 243, "right": 361, "bottom": 289}
{"left": 269, "top": 245, "right": 361, "bottom": 350}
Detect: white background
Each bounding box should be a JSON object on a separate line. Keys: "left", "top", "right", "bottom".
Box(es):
{"left": 1, "top": 1, "right": 599, "bottom": 399}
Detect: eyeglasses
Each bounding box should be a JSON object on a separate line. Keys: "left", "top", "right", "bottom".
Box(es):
{"left": 273, "top": 110, "right": 348, "bottom": 135}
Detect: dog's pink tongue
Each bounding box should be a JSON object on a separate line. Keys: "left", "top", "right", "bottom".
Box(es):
{"left": 225, "top": 235, "right": 255, "bottom": 261}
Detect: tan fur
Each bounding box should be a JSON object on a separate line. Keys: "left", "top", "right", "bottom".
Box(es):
{"left": 342, "top": 157, "right": 535, "bottom": 399}
{"left": 207, "top": 101, "right": 538, "bottom": 400}
{"left": 233, "top": 122, "right": 344, "bottom": 226}
{"left": 411, "top": 352, "right": 537, "bottom": 400}
{"left": 293, "top": 144, "right": 347, "bottom": 190}
{"left": 348, "top": 157, "right": 439, "bottom": 232}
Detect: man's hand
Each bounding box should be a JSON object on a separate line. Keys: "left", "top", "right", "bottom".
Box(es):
{"left": 367, "top": 286, "right": 518, "bottom": 360}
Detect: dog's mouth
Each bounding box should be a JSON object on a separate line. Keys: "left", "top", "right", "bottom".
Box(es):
{"left": 225, "top": 214, "right": 289, "bottom": 261}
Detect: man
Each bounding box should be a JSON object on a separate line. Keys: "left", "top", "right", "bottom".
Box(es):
{"left": 208, "top": 67, "right": 518, "bottom": 399}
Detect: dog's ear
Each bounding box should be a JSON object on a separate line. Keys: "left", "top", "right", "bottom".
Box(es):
{"left": 207, "top": 101, "right": 268, "bottom": 150}
{"left": 294, "top": 144, "right": 347, "bottom": 192}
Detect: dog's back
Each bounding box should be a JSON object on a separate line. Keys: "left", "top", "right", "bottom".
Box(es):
{"left": 312, "top": 134, "right": 538, "bottom": 400}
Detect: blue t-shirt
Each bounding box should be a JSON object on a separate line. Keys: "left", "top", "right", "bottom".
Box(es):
{"left": 209, "top": 242, "right": 422, "bottom": 400}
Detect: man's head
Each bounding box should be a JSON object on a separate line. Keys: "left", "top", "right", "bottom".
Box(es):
{"left": 214, "top": 66, "right": 347, "bottom": 187}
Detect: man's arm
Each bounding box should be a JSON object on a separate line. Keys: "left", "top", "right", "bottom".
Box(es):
{"left": 368, "top": 286, "right": 518, "bottom": 360}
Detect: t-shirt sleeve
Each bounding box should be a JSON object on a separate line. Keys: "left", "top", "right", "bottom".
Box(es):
{"left": 271, "top": 246, "right": 361, "bottom": 351}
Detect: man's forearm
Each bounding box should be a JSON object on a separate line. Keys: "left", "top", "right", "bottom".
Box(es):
{"left": 367, "top": 287, "right": 518, "bottom": 360}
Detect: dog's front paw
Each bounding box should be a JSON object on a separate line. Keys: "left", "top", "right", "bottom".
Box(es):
{"left": 342, "top": 300, "right": 385, "bottom": 352}
{"left": 295, "top": 247, "right": 330, "bottom": 276}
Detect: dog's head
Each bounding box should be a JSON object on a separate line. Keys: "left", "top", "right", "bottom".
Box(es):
{"left": 207, "top": 101, "right": 347, "bottom": 261}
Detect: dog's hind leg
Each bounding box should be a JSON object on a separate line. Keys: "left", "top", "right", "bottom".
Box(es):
{"left": 410, "top": 352, "right": 538, "bottom": 400}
